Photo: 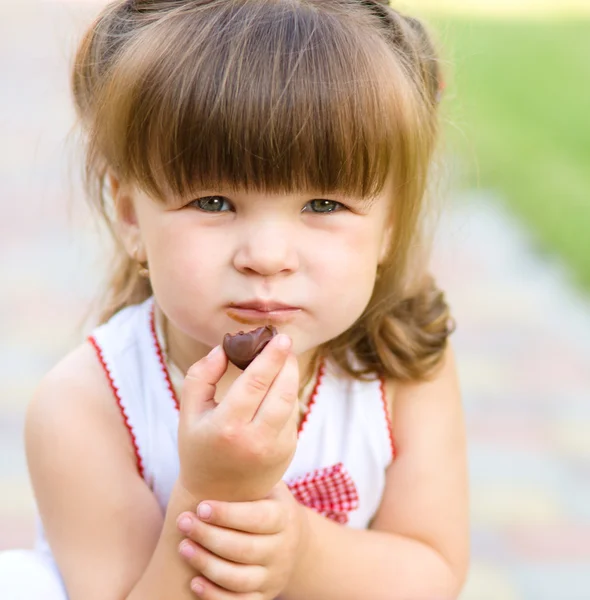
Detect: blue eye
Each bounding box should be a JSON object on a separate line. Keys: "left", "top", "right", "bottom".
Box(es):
{"left": 191, "top": 196, "right": 232, "bottom": 212}
{"left": 304, "top": 199, "right": 344, "bottom": 214}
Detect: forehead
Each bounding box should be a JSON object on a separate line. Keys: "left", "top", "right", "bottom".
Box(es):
{"left": 104, "top": 4, "right": 415, "bottom": 208}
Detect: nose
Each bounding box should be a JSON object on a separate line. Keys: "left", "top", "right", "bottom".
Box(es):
{"left": 233, "top": 218, "right": 299, "bottom": 276}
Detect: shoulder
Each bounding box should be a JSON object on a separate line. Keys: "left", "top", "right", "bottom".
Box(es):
{"left": 384, "top": 343, "right": 460, "bottom": 428}
{"left": 28, "top": 299, "right": 155, "bottom": 452}
{"left": 25, "top": 340, "right": 138, "bottom": 474}
{"left": 29, "top": 341, "right": 114, "bottom": 412}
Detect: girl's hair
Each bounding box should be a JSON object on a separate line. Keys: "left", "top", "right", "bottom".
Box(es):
{"left": 72, "top": 0, "right": 454, "bottom": 383}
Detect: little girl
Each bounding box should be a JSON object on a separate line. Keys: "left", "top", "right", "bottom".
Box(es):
{"left": 0, "top": 0, "right": 469, "bottom": 598}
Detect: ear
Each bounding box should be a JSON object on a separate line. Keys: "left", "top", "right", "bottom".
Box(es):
{"left": 108, "top": 171, "right": 146, "bottom": 262}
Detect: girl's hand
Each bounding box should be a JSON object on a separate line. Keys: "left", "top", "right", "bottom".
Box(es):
{"left": 178, "top": 334, "right": 299, "bottom": 502}
{"left": 176, "top": 482, "right": 305, "bottom": 599}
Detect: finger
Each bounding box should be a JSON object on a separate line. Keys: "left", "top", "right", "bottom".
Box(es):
{"left": 193, "top": 495, "right": 286, "bottom": 535}
{"left": 217, "top": 334, "right": 292, "bottom": 424}
{"left": 189, "top": 576, "right": 262, "bottom": 600}
{"left": 178, "top": 540, "right": 265, "bottom": 594}
{"left": 183, "top": 346, "right": 228, "bottom": 418}
{"left": 182, "top": 520, "right": 273, "bottom": 566}
{"left": 252, "top": 352, "right": 299, "bottom": 434}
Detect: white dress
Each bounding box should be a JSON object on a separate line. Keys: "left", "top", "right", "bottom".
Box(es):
{"left": 0, "top": 297, "right": 395, "bottom": 599}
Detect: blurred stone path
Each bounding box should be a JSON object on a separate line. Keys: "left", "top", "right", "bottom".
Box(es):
{"left": 432, "top": 194, "right": 590, "bottom": 600}
{"left": 1, "top": 3, "right": 589, "bottom": 599}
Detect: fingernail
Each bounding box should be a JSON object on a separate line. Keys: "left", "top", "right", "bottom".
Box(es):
{"left": 275, "top": 334, "right": 291, "bottom": 350}
{"left": 197, "top": 503, "right": 212, "bottom": 520}
{"left": 192, "top": 579, "right": 205, "bottom": 595}
{"left": 179, "top": 541, "right": 196, "bottom": 559}
{"left": 206, "top": 345, "right": 222, "bottom": 359}
{"left": 177, "top": 515, "right": 193, "bottom": 534}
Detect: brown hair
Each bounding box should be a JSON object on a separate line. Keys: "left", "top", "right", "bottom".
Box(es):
{"left": 72, "top": 0, "right": 454, "bottom": 383}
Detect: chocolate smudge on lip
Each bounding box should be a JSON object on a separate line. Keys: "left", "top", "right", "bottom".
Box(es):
{"left": 222, "top": 325, "right": 278, "bottom": 370}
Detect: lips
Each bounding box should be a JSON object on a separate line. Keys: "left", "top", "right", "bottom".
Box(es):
{"left": 226, "top": 300, "right": 301, "bottom": 324}
{"left": 229, "top": 300, "right": 299, "bottom": 312}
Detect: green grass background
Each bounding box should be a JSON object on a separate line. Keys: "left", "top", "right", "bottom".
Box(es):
{"left": 428, "top": 16, "right": 590, "bottom": 289}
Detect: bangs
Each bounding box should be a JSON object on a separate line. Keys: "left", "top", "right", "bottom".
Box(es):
{"left": 95, "top": 1, "right": 428, "bottom": 202}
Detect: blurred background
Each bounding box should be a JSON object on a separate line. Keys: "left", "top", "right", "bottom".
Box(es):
{"left": 1, "top": 0, "right": 589, "bottom": 598}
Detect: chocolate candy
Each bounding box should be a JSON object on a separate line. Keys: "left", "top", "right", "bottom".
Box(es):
{"left": 222, "top": 325, "right": 278, "bottom": 370}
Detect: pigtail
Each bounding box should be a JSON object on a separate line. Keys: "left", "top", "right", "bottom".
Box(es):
{"left": 72, "top": 1, "right": 153, "bottom": 324}
{"left": 397, "top": 14, "right": 444, "bottom": 106}
{"left": 364, "top": 275, "right": 454, "bottom": 381}
{"left": 323, "top": 271, "right": 454, "bottom": 383}
{"left": 72, "top": 1, "right": 135, "bottom": 120}
{"left": 359, "top": 1, "right": 444, "bottom": 107}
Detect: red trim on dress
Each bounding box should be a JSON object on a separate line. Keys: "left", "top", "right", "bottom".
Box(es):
{"left": 87, "top": 335, "right": 145, "bottom": 479}
{"left": 298, "top": 358, "right": 325, "bottom": 436}
{"left": 149, "top": 304, "right": 180, "bottom": 412}
{"left": 379, "top": 377, "right": 397, "bottom": 460}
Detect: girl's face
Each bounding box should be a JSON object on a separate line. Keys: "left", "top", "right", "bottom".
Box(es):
{"left": 123, "top": 181, "right": 392, "bottom": 364}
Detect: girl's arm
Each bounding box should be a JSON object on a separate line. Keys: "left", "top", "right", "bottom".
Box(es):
{"left": 26, "top": 343, "right": 203, "bottom": 600}
{"left": 281, "top": 344, "right": 469, "bottom": 600}
{"left": 27, "top": 334, "right": 299, "bottom": 600}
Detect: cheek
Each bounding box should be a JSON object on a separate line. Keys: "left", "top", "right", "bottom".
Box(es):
{"left": 315, "top": 220, "right": 382, "bottom": 275}
{"left": 311, "top": 222, "right": 382, "bottom": 308}
{"left": 145, "top": 224, "right": 232, "bottom": 345}
{"left": 146, "top": 221, "right": 228, "bottom": 302}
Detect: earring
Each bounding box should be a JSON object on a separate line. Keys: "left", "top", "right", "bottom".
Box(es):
{"left": 132, "top": 245, "right": 150, "bottom": 278}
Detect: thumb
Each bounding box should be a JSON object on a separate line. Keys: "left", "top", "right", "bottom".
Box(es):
{"left": 182, "top": 345, "right": 228, "bottom": 418}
